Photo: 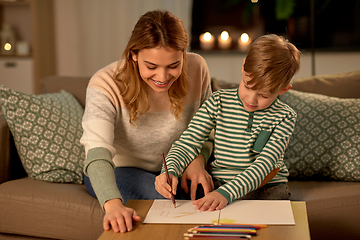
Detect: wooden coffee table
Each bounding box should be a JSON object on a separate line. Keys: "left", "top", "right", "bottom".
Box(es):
{"left": 98, "top": 200, "right": 310, "bottom": 240}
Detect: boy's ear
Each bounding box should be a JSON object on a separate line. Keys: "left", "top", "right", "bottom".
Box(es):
{"left": 278, "top": 84, "right": 292, "bottom": 95}
{"left": 242, "top": 59, "right": 245, "bottom": 72}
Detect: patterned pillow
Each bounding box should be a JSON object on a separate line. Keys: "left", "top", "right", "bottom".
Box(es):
{"left": 0, "top": 86, "right": 85, "bottom": 184}
{"left": 279, "top": 89, "right": 360, "bottom": 181}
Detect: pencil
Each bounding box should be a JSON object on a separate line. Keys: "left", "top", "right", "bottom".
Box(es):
{"left": 184, "top": 233, "right": 252, "bottom": 239}
{"left": 184, "top": 236, "right": 250, "bottom": 240}
{"left": 214, "top": 223, "right": 267, "bottom": 229}
{"left": 188, "top": 228, "right": 257, "bottom": 236}
{"left": 162, "top": 153, "right": 176, "bottom": 208}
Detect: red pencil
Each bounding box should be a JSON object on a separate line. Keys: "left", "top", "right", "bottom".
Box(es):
{"left": 162, "top": 153, "right": 176, "bottom": 208}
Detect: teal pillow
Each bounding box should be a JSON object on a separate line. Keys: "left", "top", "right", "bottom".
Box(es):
{"left": 279, "top": 89, "right": 360, "bottom": 181}
{"left": 0, "top": 86, "right": 85, "bottom": 184}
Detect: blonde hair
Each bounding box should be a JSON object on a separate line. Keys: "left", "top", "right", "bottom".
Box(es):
{"left": 113, "top": 10, "right": 189, "bottom": 124}
{"left": 244, "top": 34, "right": 301, "bottom": 93}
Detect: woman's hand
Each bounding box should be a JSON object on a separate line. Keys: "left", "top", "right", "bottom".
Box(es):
{"left": 154, "top": 172, "right": 178, "bottom": 198}
{"left": 193, "top": 191, "right": 228, "bottom": 211}
{"left": 103, "top": 198, "right": 141, "bottom": 233}
{"left": 181, "top": 154, "right": 214, "bottom": 200}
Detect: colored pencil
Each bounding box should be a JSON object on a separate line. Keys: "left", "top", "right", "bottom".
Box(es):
{"left": 184, "top": 236, "right": 250, "bottom": 240}
{"left": 196, "top": 225, "right": 256, "bottom": 230}
{"left": 214, "top": 223, "right": 267, "bottom": 229}
{"left": 190, "top": 227, "right": 256, "bottom": 232}
{"left": 184, "top": 233, "right": 251, "bottom": 239}
{"left": 188, "top": 228, "right": 257, "bottom": 236}
{"left": 185, "top": 237, "right": 249, "bottom": 240}
{"left": 162, "top": 153, "right": 176, "bottom": 208}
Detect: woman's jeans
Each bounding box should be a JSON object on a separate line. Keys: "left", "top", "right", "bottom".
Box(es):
{"left": 84, "top": 167, "right": 290, "bottom": 204}
{"left": 84, "top": 167, "right": 168, "bottom": 204}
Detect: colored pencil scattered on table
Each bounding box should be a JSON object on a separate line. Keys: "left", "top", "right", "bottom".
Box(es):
{"left": 183, "top": 223, "right": 267, "bottom": 239}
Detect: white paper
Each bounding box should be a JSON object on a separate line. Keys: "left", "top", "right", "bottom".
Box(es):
{"left": 219, "top": 200, "right": 295, "bottom": 225}
{"left": 144, "top": 199, "right": 295, "bottom": 225}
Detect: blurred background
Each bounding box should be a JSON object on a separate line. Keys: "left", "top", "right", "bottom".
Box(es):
{"left": 1, "top": 0, "right": 359, "bottom": 94}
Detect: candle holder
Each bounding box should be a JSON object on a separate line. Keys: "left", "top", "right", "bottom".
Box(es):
{"left": 238, "top": 33, "right": 251, "bottom": 52}
{"left": 0, "top": 23, "right": 16, "bottom": 55}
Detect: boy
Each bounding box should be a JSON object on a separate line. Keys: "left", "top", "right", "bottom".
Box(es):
{"left": 155, "top": 34, "right": 301, "bottom": 211}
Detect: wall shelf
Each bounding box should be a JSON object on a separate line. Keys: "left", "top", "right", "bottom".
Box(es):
{"left": 0, "top": 0, "right": 55, "bottom": 94}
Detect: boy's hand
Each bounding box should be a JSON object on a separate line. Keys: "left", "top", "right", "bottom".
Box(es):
{"left": 193, "top": 191, "right": 228, "bottom": 212}
{"left": 103, "top": 198, "right": 141, "bottom": 233}
{"left": 181, "top": 154, "right": 214, "bottom": 200}
{"left": 155, "top": 173, "right": 178, "bottom": 198}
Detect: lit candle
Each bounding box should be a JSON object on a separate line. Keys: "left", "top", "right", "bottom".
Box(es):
{"left": 0, "top": 23, "right": 16, "bottom": 55}
{"left": 238, "top": 33, "right": 251, "bottom": 52}
{"left": 199, "top": 32, "right": 215, "bottom": 50}
{"left": 218, "top": 31, "right": 232, "bottom": 50}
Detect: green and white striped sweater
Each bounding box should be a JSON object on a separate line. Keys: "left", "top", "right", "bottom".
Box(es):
{"left": 165, "top": 88, "right": 296, "bottom": 203}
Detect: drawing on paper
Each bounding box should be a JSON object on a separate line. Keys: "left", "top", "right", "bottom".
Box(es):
{"left": 143, "top": 199, "right": 220, "bottom": 224}
{"left": 218, "top": 218, "right": 237, "bottom": 223}
{"left": 144, "top": 199, "right": 295, "bottom": 225}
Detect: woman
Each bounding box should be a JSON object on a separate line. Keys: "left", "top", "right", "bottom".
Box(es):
{"left": 81, "top": 10, "right": 214, "bottom": 233}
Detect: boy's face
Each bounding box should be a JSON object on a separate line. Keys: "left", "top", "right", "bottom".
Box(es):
{"left": 238, "top": 72, "right": 291, "bottom": 112}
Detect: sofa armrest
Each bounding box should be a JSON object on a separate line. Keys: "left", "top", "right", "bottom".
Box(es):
{"left": 292, "top": 70, "right": 360, "bottom": 98}
{"left": 0, "top": 111, "right": 11, "bottom": 184}
{"left": 0, "top": 111, "right": 27, "bottom": 184}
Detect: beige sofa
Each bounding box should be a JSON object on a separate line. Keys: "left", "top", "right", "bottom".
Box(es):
{"left": 1, "top": 71, "right": 360, "bottom": 240}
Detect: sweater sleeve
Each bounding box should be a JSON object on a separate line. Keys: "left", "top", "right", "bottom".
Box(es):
{"left": 189, "top": 52, "right": 214, "bottom": 163}
{"left": 215, "top": 113, "right": 296, "bottom": 203}
{"left": 164, "top": 94, "right": 217, "bottom": 176}
{"left": 80, "top": 64, "right": 123, "bottom": 209}
{"left": 83, "top": 147, "right": 123, "bottom": 209}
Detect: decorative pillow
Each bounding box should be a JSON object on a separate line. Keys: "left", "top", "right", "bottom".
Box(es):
{"left": 0, "top": 86, "right": 85, "bottom": 184}
{"left": 279, "top": 89, "right": 360, "bottom": 181}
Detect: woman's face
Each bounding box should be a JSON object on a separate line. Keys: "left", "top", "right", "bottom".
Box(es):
{"left": 132, "top": 46, "right": 183, "bottom": 93}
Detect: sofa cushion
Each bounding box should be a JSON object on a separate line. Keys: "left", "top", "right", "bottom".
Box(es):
{"left": 279, "top": 89, "right": 360, "bottom": 181}
{"left": 41, "top": 76, "right": 90, "bottom": 108}
{"left": 0, "top": 178, "right": 103, "bottom": 240}
{"left": 292, "top": 70, "right": 360, "bottom": 98}
{"left": 0, "top": 86, "right": 85, "bottom": 184}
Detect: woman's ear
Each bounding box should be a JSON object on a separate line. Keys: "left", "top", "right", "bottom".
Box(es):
{"left": 278, "top": 84, "right": 292, "bottom": 95}
{"left": 131, "top": 51, "right": 137, "bottom": 62}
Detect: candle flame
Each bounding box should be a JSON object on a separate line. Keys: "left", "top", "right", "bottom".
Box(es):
{"left": 240, "top": 33, "right": 249, "bottom": 43}
{"left": 220, "top": 31, "right": 229, "bottom": 41}
{"left": 204, "top": 32, "right": 212, "bottom": 41}
{"left": 4, "top": 43, "right": 12, "bottom": 51}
